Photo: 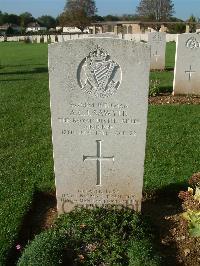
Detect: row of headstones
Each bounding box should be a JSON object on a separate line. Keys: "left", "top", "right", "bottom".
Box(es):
{"left": 2, "top": 32, "right": 199, "bottom": 96}
{"left": 1, "top": 33, "right": 178, "bottom": 43}
{"left": 48, "top": 33, "right": 199, "bottom": 215}
{"left": 148, "top": 32, "right": 200, "bottom": 96}
{"left": 47, "top": 32, "right": 200, "bottom": 96}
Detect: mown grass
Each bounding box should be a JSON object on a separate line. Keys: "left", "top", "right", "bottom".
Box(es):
{"left": 0, "top": 43, "right": 53, "bottom": 263}
{"left": 150, "top": 41, "right": 176, "bottom": 93}
{"left": 0, "top": 42, "right": 199, "bottom": 264}
{"left": 144, "top": 105, "right": 200, "bottom": 191}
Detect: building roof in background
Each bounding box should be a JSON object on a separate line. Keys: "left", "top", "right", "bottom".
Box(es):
{"left": 27, "top": 22, "right": 41, "bottom": 28}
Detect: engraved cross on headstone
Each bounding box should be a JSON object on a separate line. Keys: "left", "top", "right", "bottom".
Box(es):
{"left": 83, "top": 140, "right": 114, "bottom": 186}
{"left": 185, "top": 65, "right": 196, "bottom": 81}
{"left": 153, "top": 50, "right": 160, "bottom": 62}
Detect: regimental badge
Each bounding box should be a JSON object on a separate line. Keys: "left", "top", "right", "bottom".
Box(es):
{"left": 78, "top": 46, "right": 122, "bottom": 98}
{"left": 186, "top": 37, "right": 200, "bottom": 49}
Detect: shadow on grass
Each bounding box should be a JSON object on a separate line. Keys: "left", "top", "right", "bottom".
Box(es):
{"left": 3, "top": 64, "right": 46, "bottom": 68}
{"left": 0, "top": 78, "right": 32, "bottom": 82}
{"left": 5, "top": 191, "right": 57, "bottom": 266}
{"left": 0, "top": 67, "right": 48, "bottom": 76}
{"left": 142, "top": 182, "right": 187, "bottom": 266}
{"left": 165, "top": 67, "right": 174, "bottom": 72}
{"left": 159, "top": 86, "right": 173, "bottom": 93}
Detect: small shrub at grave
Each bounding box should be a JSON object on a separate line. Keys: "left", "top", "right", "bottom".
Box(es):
{"left": 179, "top": 172, "right": 200, "bottom": 237}
{"left": 17, "top": 208, "right": 161, "bottom": 266}
{"left": 149, "top": 79, "right": 161, "bottom": 97}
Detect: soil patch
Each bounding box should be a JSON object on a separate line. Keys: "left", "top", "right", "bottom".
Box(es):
{"left": 149, "top": 94, "right": 200, "bottom": 105}
{"left": 142, "top": 188, "right": 200, "bottom": 266}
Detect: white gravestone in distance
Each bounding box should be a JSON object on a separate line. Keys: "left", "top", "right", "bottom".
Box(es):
{"left": 148, "top": 32, "right": 166, "bottom": 70}
{"left": 50, "top": 35, "right": 56, "bottom": 43}
{"left": 48, "top": 38, "right": 150, "bottom": 214}
{"left": 44, "top": 35, "right": 48, "bottom": 43}
{"left": 36, "top": 35, "right": 41, "bottom": 43}
{"left": 173, "top": 34, "right": 200, "bottom": 95}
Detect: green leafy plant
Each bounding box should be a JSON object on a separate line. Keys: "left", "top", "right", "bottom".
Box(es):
{"left": 149, "top": 79, "right": 160, "bottom": 97}
{"left": 179, "top": 172, "right": 200, "bottom": 237}
{"left": 18, "top": 207, "right": 161, "bottom": 266}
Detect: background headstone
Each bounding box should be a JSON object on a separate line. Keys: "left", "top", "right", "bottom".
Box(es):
{"left": 148, "top": 32, "right": 166, "bottom": 70}
{"left": 58, "top": 35, "right": 64, "bottom": 42}
{"left": 36, "top": 35, "right": 41, "bottom": 43}
{"left": 50, "top": 35, "right": 56, "bottom": 43}
{"left": 48, "top": 38, "right": 150, "bottom": 214}
{"left": 87, "top": 33, "right": 119, "bottom": 39}
{"left": 173, "top": 34, "right": 200, "bottom": 95}
{"left": 63, "top": 35, "right": 71, "bottom": 41}
{"left": 44, "top": 35, "right": 48, "bottom": 43}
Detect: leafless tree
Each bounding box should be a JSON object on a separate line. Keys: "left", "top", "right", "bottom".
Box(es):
{"left": 59, "top": 0, "right": 97, "bottom": 32}
{"left": 136, "top": 0, "right": 174, "bottom": 21}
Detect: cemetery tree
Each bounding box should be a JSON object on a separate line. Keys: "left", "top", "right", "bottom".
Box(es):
{"left": 136, "top": 0, "right": 174, "bottom": 21}
{"left": 59, "top": 0, "right": 97, "bottom": 32}
{"left": 20, "top": 12, "right": 35, "bottom": 28}
{"left": 5, "top": 14, "right": 20, "bottom": 24}
{"left": 187, "top": 15, "right": 197, "bottom": 33}
{"left": 0, "top": 11, "right": 3, "bottom": 24}
{"left": 37, "top": 15, "right": 56, "bottom": 29}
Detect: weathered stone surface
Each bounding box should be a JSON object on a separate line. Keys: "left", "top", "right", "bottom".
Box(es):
{"left": 148, "top": 32, "right": 166, "bottom": 70}
{"left": 173, "top": 34, "right": 200, "bottom": 95}
{"left": 48, "top": 38, "right": 150, "bottom": 214}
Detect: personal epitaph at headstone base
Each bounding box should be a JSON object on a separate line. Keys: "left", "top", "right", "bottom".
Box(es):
{"left": 148, "top": 32, "right": 166, "bottom": 70}
{"left": 48, "top": 38, "right": 150, "bottom": 214}
{"left": 173, "top": 34, "right": 200, "bottom": 95}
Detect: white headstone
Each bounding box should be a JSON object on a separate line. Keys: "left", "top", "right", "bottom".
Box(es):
{"left": 63, "top": 35, "right": 71, "bottom": 41}
{"left": 58, "top": 35, "right": 64, "bottom": 42}
{"left": 50, "top": 35, "right": 56, "bottom": 43}
{"left": 28, "top": 36, "right": 32, "bottom": 43}
{"left": 148, "top": 32, "right": 166, "bottom": 70}
{"left": 48, "top": 38, "right": 150, "bottom": 214}
{"left": 173, "top": 34, "right": 200, "bottom": 95}
{"left": 37, "top": 35, "right": 41, "bottom": 43}
{"left": 44, "top": 35, "right": 48, "bottom": 43}
{"left": 32, "top": 36, "right": 36, "bottom": 43}
{"left": 87, "top": 33, "right": 119, "bottom": 39}
{"left": 70, "top": 34, "right": 79, "bottom": 40}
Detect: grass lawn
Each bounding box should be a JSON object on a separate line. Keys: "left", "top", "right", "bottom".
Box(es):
{"left": 150, "top": 41, "right": 176, "bottom": 93}
{"left": 0, "top": 42, "right": 199, "bottom": 264}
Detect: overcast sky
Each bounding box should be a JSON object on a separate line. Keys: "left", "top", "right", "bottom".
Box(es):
{"left": 0, "top": 0, "right": 199, "bottom": 20}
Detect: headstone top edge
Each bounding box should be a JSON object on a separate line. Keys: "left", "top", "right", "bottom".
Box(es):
{"left": 48, "top": 38, "right": 150, "bottom": 49}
